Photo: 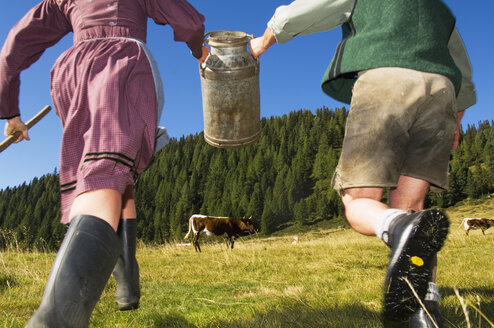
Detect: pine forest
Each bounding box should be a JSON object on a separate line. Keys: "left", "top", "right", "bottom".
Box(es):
{"left": 0, "top": 107, "right": 493, "bottom": 251}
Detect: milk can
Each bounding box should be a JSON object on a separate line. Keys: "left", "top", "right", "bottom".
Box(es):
{"left": 200, "top": 31, "right": 261, "bottom": 148}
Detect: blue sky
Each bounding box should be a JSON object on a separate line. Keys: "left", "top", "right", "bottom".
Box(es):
{"left": 0, "top": 0, "right": 492, "bottom": 190}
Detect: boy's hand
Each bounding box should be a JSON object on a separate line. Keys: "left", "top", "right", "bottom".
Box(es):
{"left": 249, "top": 27, "right": 276, "bottom": 58}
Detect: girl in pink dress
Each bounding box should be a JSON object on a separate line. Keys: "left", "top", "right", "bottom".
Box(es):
{"left": 0, "top": 0, "right": 207, "bottom": 326}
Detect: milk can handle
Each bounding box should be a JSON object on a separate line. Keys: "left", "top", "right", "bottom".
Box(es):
{"left": 247, "top": 34, "right": 260, "bottom": 71}
{"left": 202, "top": 32, "right": 212, "bottom": 47}
{"left": 245, "top": 34, "right": 260, "bottom": 65}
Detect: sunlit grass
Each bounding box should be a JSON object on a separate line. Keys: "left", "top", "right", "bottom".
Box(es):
{"left": 1, "top": 196, "right": 493, "bottom": 327}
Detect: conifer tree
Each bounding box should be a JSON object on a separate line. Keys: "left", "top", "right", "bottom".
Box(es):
{"left": 261, "top": 188, "right": 276, "bottom": 234}
{"left": 0, "top": 110, "right": 492, "bottom": 248}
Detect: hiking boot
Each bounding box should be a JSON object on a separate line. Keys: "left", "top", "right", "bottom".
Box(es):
{"left": 383, "top": 209, "right": 449, "bottom": 321}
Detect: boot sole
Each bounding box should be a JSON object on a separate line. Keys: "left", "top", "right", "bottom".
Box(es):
{"left": 383, "top": 209, "right": 449, "bottom": 321}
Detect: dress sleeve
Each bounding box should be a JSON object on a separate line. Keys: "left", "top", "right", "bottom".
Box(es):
{"left": 448, "top": 28, "right": 476, "bottom": 111}
{"left": 145, "top": 0, "right": 205, "bottom": 58}
{"left": 0, "top": 0, "right": 71, "bottom": 119}
{"left": 267, "top": 0, "right": 354, "bottom": 44}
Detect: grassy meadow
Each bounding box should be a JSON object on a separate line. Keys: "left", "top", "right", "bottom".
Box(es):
{"left": 1, "top": 196, "right": 494, "bottom": 328}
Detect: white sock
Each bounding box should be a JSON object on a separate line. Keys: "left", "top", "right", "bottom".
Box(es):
{"left": 374, "top": 209, "right": 407, "bottom": 244}
{"left": 424, "top": 282, "right": 441, "bottom": 302}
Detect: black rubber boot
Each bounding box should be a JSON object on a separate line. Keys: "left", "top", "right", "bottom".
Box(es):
{"left": 26, "top": 215, "right": 121, "bottom": 328}
{"left": 113, "top": 219, "right": 140, "bottom": 310}
{"left": 409, "top": 299, "right": 443, "bottom": 328}
{"left": 383, "top": 209, "right": 449, "bottom": 322}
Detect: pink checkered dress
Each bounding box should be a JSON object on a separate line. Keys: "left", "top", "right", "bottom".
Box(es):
{"left": 0, "top": 0, "right": 205, "bottom": 223}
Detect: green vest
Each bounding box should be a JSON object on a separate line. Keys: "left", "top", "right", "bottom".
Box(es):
{"left": 321, "top": 0, "right": 462, "bottom": 104}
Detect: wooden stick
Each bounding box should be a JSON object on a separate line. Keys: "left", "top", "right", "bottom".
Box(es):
{"left": 0, "top": 105, "right": 52, "bottom": 153}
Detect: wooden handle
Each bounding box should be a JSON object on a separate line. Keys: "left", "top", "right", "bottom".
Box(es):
{"left": 0, "top": 105, "right": 52, "bottom": 153}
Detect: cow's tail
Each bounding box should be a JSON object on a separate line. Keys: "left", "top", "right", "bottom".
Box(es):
{"left": 459, "top": 218, "right": 467, "bottom": 228}
{"left": 184, "top": 217, "right": 193, "bottom": 240}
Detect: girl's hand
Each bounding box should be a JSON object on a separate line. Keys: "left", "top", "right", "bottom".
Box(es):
{"left": 4, "top": 116, "right": 29, "bottom": 143}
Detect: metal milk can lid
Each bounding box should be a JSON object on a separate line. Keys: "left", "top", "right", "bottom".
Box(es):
{"left": 205, "top": 31, "right": 252, "bottom": 48}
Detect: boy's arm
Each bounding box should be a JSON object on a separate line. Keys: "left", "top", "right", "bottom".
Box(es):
{"left": 268, "top": 0, "right": 354, "bottom": 44}
{"left": 249, "top": 0, "right": 354, "bottom": 58}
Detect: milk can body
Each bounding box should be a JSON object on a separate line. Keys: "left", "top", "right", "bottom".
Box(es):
{"left": 200, "top": 31, "right": 261, "bottom": 148}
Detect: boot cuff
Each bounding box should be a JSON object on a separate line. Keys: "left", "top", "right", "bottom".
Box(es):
{"left": 424, "top": 282, "right": 441, "bottom": 302}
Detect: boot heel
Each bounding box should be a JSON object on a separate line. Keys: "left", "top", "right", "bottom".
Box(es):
{"left": 113, "top": 219, "right": 140, "bottom": 311}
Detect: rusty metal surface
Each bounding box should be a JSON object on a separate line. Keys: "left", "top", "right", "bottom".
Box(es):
{"left": 200, "top": 31, "right": 260, "bottom": 148}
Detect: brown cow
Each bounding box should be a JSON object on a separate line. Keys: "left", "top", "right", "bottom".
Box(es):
{"left": 183, "top": 215, "right": 255, "bottom": 252}
{"left": 460, "top": 218, "right": 494, "bottom": 235}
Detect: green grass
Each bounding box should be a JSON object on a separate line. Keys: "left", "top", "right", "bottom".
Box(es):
{"left": 1, "top": 196, "right": 494, "bottom": 327}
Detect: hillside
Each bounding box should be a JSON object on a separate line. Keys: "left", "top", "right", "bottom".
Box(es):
{"left": 0, "top": 108, "right": 492, "bottom": 251}
{"left": 1, "top": 196, "right": 493, "bottom": 327}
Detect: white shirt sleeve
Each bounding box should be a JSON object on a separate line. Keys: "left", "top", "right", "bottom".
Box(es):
{"left": 448, "top": 28, "right": 476, "bottom": 111}
{"left": 267, "top": 0, "right": 355, "bottom": 44}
